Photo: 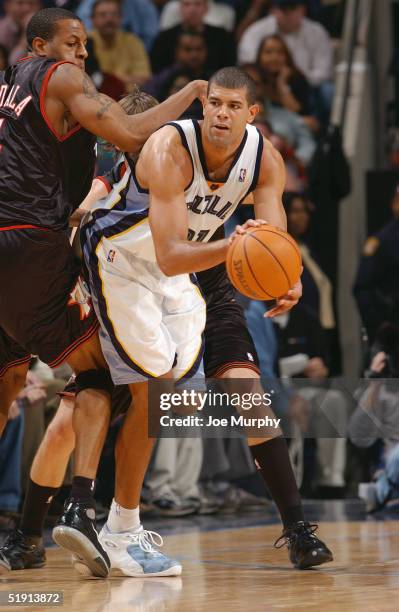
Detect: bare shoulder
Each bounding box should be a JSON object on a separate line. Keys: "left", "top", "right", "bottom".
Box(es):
{"left": 45, "top": 62, "right": 85, "bottom": 96}
{"left": 258, "top": 137, "right": 285, "bottom": 186}
{"left": 138, "top": 124, "right": 192, "bottom": 188}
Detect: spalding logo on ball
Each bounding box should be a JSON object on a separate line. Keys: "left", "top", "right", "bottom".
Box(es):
{"left": 226, "top": 226, "right": 302, "bottom": 300}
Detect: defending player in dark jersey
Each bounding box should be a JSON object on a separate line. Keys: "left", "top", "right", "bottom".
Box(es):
{"left": 0, "top": 7, "right": 206, "bottom": 577}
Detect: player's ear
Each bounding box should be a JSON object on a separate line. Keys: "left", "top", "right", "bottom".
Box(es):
{"left": 31, "top": 37, "right": 49, "bottom": 57}
{"left": 247, "top": 104, "right": 259, "bottom": 124}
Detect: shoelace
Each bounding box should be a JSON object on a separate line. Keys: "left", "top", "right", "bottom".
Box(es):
{"left": 274, "top": 522, "right": 318, "bottom": 549}
{"left": 124, "top": 528, "right": 164, "bottom": 554}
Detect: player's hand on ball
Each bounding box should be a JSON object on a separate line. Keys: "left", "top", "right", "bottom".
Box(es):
{"left": 228, "top": 219, "right": 268, "bottom": 245}
{"left": 265, "top": 277, "right": 302, "bottom": 318}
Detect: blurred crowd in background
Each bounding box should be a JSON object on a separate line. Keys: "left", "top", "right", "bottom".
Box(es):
{"left": 2, "top": 0, "right": 399, "bottom": 527}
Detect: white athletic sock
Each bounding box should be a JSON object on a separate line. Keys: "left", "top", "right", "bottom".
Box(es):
{"left": 106, "top": 499, "right": 141, "bottom": 533}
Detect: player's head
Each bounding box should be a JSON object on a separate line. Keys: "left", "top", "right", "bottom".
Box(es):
{"left": 27, "top": 8, "right": 87, "bottom": 70}
{"left": 203, "top": 67, "right": 259, "bottom": 148}
{"left": 119, "top": 86, "right": 158, "bottom": 159}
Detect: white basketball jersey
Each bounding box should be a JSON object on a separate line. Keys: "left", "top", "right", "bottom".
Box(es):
{"left": 172, "top": 119, "right": 264, "bottom": 243}
{"left": 89, "top": 120, "right": 263, "bottom": 263}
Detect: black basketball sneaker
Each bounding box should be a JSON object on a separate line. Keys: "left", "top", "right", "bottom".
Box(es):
{"left": 274, "top": 521, "right": 333, "bottom": 569}
{"left": 0, "top": 530, "right": 46, "bottom": 570}
{"left": 52, "top": 500, "right": 110, "bottom": 578}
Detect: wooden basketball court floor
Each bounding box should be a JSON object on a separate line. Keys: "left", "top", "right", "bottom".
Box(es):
{"left": 1, "top": 500, "right": 399, "bottom": 612}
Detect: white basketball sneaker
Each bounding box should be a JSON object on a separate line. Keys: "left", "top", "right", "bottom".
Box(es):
{"left": 96, "top": 524, "right": 182, "bottom": 577}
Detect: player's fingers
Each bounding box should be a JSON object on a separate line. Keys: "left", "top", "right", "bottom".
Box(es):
{"left": 235, "top": 224, "right": 247, "bottom": 234}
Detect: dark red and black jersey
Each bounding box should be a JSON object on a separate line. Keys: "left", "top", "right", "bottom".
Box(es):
{"left": 0, "top": 56, "right": 96, "bottom": 231}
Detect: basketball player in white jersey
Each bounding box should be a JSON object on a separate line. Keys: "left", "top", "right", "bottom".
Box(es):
{"left": 0, "top": 70, "right": 332, "bottom": 577}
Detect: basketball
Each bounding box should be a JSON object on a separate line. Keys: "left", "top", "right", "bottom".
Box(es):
{"left": 226, "top": 225, "right": 302, "bottom": 300}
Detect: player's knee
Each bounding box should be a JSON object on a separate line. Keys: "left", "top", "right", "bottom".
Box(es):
{"left": 46, "top": 416, "right": 75, "bottom": 451}
{"left": 75, "top": 368, "right": 114, "bottom": 396}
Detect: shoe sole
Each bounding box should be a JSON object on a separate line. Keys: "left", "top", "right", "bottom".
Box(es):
{"left": 52, "top": 526, "right": 109, "bottom": 578}
{"left": 295, "top": 551, "right": 333, "bottom": 570}
{"left": 111, "top": 564, "right": 183, "bottom": 578}
{"left": 73, "top": 557, "right": 182, "bottom": 578}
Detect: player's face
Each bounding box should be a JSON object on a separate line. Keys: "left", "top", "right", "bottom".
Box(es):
{"left": 203, "top": 85, "right": 258, "bottom": 147}
{"left": 34, "top": 20, "right": 88, "bottom": 71}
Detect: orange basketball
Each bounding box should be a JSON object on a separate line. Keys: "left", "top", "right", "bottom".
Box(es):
{"left": 226, "top": 226, "right": 302, "bottom": 300}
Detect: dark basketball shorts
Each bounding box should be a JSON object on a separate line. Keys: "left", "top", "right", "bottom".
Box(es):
{"left": 203, "top": 298, "right": 260, "bottom": 378}
{"left": 0, "top": 326, "right": 30, "bottom": 377}
{"left": 0, "top": 226, "right": 99, "bottom": 375}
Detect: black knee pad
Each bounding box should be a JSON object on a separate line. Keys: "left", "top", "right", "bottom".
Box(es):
{"left": 75, "top": 369, "right": 114, "bottom": 396}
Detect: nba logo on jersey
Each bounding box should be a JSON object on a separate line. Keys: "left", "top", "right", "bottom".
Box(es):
{"left": 247, "top": 352, "right": 254, "bottom": 362}
{"left": 239, "top": 169, "right": 247, "bottom": 182}
{"left": 107, "top": 249, "right": 116, "bottom": 263}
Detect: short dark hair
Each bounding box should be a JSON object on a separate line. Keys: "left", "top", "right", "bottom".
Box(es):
{"left": 26, "top": 8, "right": 81, "bottom": 50}
{"left": 208, "top": 67, "right": 257, "bottom": 105}
{"left": 176, "top": 29, "right": 206, "bottom": 46}
{"left": 119, "top": 85, "right": 158, "bottom": 116}
{"left": 92, "top": 0, "right": 121, "bottom": 18}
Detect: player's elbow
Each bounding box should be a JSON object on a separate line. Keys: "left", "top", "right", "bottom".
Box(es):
{"left": 158, "top": 258, "right": 179, "bottom": 277}
{"left": 155, "top": 250, "right": 180, "bottom": 277}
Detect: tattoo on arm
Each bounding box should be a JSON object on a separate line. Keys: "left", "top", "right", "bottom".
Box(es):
{"left": 82, "top": 73, "right": 115, "bottom": 119}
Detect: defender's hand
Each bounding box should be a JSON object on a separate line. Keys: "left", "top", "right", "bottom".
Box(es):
{"left": 191, "top": 79, "right": 208, "bottom": 101}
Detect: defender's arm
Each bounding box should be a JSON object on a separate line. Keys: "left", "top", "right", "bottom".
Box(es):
{"left": 47, "top": 63, "right": 206, "bottom": 153}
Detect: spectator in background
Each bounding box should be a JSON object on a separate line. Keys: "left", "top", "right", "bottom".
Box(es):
{"left": 160, "top": 0, "right": 236, "bottom": 32}
{"left": 243, "top": 63, "right": 316, "bottom": 167}
{"left": 255, "top": 34, "right": 320, "bottom": 133}
{"left": 77, "top": 0, "right": 159, "bottom": 51}
{"left": 151, "top": 0, "right": 236, "bottom": 74}
{"left": 0, "top": 44, "right": 9, "bottom": 70}
{"left": 353, "top": 186, "right": 399, "bottom": 345}
{"left": 238, "top": 0, "right": 333, "bottom": 122}
{"left": 90, "top": 0, "right": 151, "bottom": 90}
{"left": 236, "top": 0, "right": 271, "bottom": 42}
{"left": 253, "top": 118, "right": 304, "bottom": 191}
{"left": 238, "top": 0, "right": 332, "bottom": 87}
{"left": 284, "top": 192, "right": 335, "bottom": 332}
{"left": 350, "top": 331, "right": 399, "bottom": 512}
{"left": 144, "top": 31, "right": 209, "bottom": 117}
{"left": 274, "top": 305, "right": 348, "bottom": 494}
{"left": 0, "top": 0, "right": 41, "bottom": 65}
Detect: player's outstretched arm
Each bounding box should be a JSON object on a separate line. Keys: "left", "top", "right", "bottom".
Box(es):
{"left": 47, "top": 63, "right": 206, "bottom": 153}
{"left": 140, "top": 128, "right": 230, "bottom": 275}
{"left": 252, "top": 139, "right": 287, "bottom": 231}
